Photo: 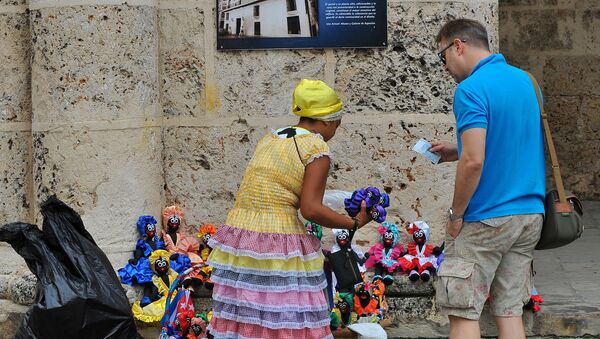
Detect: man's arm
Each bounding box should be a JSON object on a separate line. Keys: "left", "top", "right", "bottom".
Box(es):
{"left": 447, "top": 128, "right": 486, "bottom": 238}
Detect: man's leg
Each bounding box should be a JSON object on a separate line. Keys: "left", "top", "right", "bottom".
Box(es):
{"left": 449, "top": 315, "right": 481, "bottom": 339}
{"left": 495, "top": 316, "right": 525, "bottom": 339}
{"left": 490, "top": 214, "right": 542, "bottom": 339}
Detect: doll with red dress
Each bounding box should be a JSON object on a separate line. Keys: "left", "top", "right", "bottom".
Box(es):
{"left": 397, "top": 221, "right": 443, "bottom": 282}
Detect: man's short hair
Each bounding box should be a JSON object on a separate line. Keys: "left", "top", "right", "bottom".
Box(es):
{"left": 436, "top": 19, "right": 490, "bottom": 51}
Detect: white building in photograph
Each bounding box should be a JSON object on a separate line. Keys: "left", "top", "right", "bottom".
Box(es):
{"left": 218, "top": 0, "right": 318, "bottom": 38}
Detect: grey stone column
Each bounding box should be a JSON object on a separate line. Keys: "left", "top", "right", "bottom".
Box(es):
{"left": 30, "top": 0, "right": 164, "bottom": 266}
{"left": 0, "top": 0, "right": 32, "bottom": 300}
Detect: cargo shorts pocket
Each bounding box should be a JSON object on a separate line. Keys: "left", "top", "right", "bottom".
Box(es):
{"left": 435, "top": 258, "right": 476, "bottom": 308}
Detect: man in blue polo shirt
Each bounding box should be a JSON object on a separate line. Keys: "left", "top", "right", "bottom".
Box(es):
{"left": 430, "top": 19, "right": 545, "bottom": 339}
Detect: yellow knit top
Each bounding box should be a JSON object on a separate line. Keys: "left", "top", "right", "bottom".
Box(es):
{"left": 225, "top": 131, "right": 331, "bottom": 235}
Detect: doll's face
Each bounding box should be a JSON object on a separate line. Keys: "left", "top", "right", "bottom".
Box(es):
{"left": 192, "top": 324, "right": 202, "bottom": 335}
{"left": 155, "top": 257, "right": 169, "bottom": 275}
{"left": 383, "top": 230, "right": 394, "bottom": 247}
{"left": 202, "top": 233, "right": 211, "bottom": 245}
{"left": 337, "top": 300, "right": 349, "bottom": 313}
{"left": 167, "top": 215, "right": 181, "bottom": 230}
{"left": 336, "top": 230, "right": 350, "bottom": 248}
{"left": 413, "top": 229, "right": 426, "bottom": 245}
{"left": 357, "top": 286, "right": 370, "bottom": 301}
{"left": 145, "top": 223, "right": 156, "bottom": 238}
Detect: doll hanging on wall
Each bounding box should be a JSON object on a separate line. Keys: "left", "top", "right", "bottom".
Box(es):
{"left": 398, "top": 221, "right": 443, "bottom": 282}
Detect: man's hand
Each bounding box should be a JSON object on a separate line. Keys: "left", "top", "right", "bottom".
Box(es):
{"left": 429, "top": 140, "right": 458, "bottom": 163}
{"left": 446, "top": 219, "right": 463, "bottom": 239}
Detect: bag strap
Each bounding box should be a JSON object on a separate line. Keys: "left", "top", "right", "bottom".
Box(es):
{"left": 526, "top": 72, "right": 567, "bottom": 204}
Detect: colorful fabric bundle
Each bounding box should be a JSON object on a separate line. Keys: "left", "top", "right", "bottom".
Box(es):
{"left": 344, "top": 187, "right": 390, "bottom": 223}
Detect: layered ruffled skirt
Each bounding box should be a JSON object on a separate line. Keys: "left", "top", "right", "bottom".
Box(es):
{"left": 207, "top": 225, "right": 332, "bottom": 339}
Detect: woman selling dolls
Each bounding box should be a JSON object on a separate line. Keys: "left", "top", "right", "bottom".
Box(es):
{"left": 207, "top": 79, "right": 372, "bottom": 339}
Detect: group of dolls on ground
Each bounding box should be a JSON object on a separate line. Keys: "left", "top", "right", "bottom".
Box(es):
{"left": 116, "top": 187, "right": 544, "bottom": 339}
{"left": 118, "top": 206, "right": 216, "bottom": 339}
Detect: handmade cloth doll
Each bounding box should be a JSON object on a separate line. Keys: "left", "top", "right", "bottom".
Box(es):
{"left": 398, "top": 221, "right": 443, "bottom": 282}
{"left": 132, "top": 249, "right": 179, "bottom": 323}
{"left": 370, "top": 278, "right": 387, "bottom": 320}
{"left": 305, "top": 220, "right": 323, "bottom": 240}
{"left": 197, "top": 224, "right": 217, "bottom": 262}
{"left": 331, "top": 228, "right": 368, "bottom": 272}
{"left": 524, "top": 286, "right": 544, "bottom": 313}
{"left": 353, "top": 283, "right": 380, "bottom": 318}
{"left": 196, "top": 224, "right": 217, "bottom": 289}
{"left": 162, "top": 206, "right": 204, "bottom": 281}
{"left": 330, "top": 292, "right": 357, "bottom": 329}
{"left": 345, "top": 187, "right": 390, "bottom": 223}
{"left": 365, "top": 222, "right": 406, "bottom": 285}
{"left": 327, "top": 228, "right": 366, "bottom": 292}
{"left": 119, "top": 215, "right": 165, "bottom": 285}
{"left": 188, "top": 316, "right": 208, "bottom": 339}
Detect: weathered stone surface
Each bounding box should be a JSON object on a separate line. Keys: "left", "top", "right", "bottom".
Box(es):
{"left": 543, "top": 56, "right": 600, "bottom": 97}
{"left": 335, "top": 0, "right": 498, "bottom": 116}
{"left": 0, "top": 300, "right": 27, "bottom": 339}
{"left": 0, "top": 13, "right": 30, "bottom": 123}
{"left": 0, "top": 0, "right": 25, "bottom": 6}
{"left": 31, "top": 5, "right": 158, "bottom": 123}
{"left": 159, "top": 7, "right": 206, "bottom": 117}
{"left": 0, "top": 132, "right": 31, "bottom": 226}
{"left": 215, "top": 50, "right": 326, "bottom": 117}
{"left": 326, "top": 118, "right": 457, "bottom": 247}
{"left": 553, "top": 140, "right": 600, "bottom": 200}
{"left": 162, "top": 122, "right": 266, "bottom": 227}
{"left": 32, "top": 128, "right": 165, "bottom": 263}
{"left": 8, "top": 273, "right": 35, "bottom": 305}
{"left": 545, "top": 95, "right": 581, "bottom": 142}
{"left": 581, "top": 9, "right": 600, "bottom": 53}
{"left": 508, "top": 9, "right": 576, "bottom": 51}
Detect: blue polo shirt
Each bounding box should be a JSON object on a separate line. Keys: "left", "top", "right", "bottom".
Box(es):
{"left": 454, "top": 54, "right": 545, "bottom": 221}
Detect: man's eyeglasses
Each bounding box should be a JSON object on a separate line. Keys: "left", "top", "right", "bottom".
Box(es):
{"left": 437, "top": 39, "right": 466, "bottom": 65}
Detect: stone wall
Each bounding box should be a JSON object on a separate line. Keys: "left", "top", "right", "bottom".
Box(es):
{"left": 0, "top": 0, "right": 499, "bottom": 322}
{"left": 499, "top": 0, "right": 600, "bottom": 199}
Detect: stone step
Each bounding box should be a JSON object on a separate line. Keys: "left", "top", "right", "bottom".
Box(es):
{"left": 3, "top": 294, "right": 600, "bottom": 339}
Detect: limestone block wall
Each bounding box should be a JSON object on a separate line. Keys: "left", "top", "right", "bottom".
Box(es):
{"left": 161, "top": 0, "right": 499, "bottom": 249}
{"left": 29, "top": 0, "right": 165, "bottom": 267}
{"left": 0, "top": 0, "right": 499, "bottom": 310}
{"left": 0, "top": 0, "right": 32, "bottom": 301}
{"left": 500, "top": 0, "right": 600, "bottom": 199}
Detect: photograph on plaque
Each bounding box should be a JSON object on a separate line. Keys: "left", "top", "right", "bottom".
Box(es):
{"left": 217, "top": 0, "right": 387, "bottom": 50}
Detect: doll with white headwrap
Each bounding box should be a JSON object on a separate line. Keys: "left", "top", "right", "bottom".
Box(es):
{"left": 365, "top": 222, "right": 406, "bottom": 285}
{"left": 397, "top": 221, "right": 443, "bottom": 282}
{"left": 327, "top": 228, "right": 368, "bottom": 293}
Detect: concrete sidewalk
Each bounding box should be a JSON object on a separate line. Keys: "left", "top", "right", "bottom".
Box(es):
{"left": 523, "top": 201, "right": 600, "bottom": 337}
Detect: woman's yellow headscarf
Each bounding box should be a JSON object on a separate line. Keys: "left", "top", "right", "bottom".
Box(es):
{"left": 292, "top": 79, "right": 343, "bottom": 121}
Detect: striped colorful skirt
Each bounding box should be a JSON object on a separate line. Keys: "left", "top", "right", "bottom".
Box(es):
{"left": 207, "top": 224, "right": 333, "bottom": 339}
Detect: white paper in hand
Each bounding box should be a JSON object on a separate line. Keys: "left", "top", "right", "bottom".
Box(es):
{"left": 412, "top": 138, "right": 441, "bottom": 164}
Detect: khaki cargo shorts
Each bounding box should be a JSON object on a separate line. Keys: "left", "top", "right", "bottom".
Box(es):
{"left": 435, "top": 214, "right": 543, "bottom": 320}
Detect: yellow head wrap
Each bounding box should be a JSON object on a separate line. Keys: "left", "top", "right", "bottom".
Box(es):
{"left": 292, "top": 79, "right": 343, "bottom": 121}
{"left": 149, "top": 249, "right": 171, "bottom": 273}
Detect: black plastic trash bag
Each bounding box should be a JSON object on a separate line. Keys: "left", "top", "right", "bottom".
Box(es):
{"left": 0, "top": 196, "right": 141, "bottom": 339}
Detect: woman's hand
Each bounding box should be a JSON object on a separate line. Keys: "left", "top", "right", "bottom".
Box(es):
{"left": 355, "top": 200, "right": 371, "bottom": 229}
{"left": 429, "top": 140, "right": 458, "bottom": 163}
